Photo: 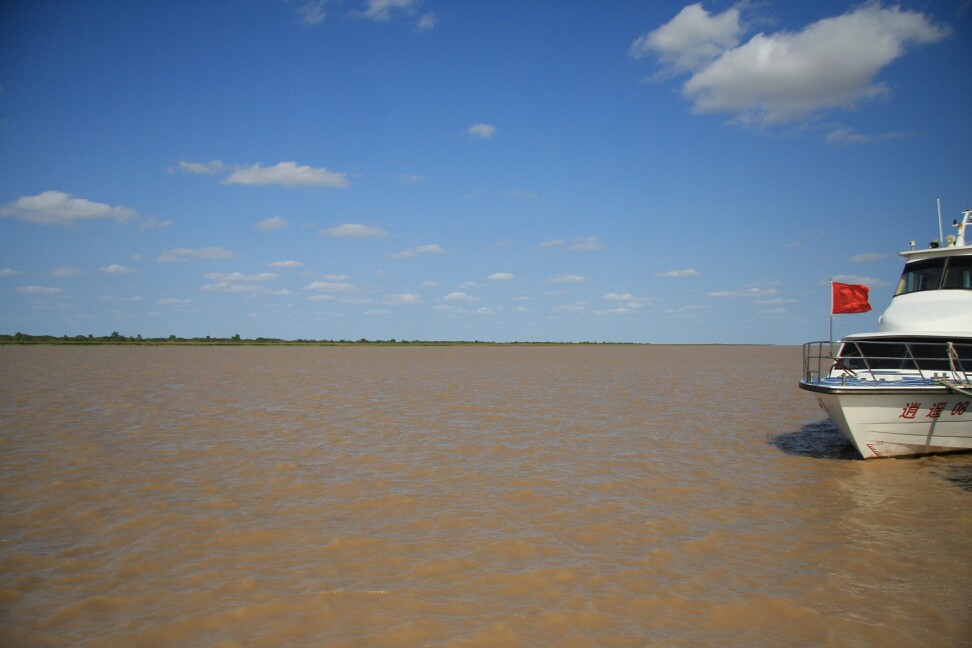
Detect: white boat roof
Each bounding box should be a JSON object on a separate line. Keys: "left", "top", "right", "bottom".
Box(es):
{"left": 845, "top": 330, "right": 972, "bottom": 341}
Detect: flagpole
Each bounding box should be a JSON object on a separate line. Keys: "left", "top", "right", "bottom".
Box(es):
{"left": 829, "top": 279, "right": 835, "bottom": 356}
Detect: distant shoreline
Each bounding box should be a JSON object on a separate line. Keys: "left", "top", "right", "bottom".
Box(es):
{"left": 0, "top": 333, "right": 775, "bottom": 347}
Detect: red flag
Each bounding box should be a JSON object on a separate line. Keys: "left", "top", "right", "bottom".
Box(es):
{"left": 832, "top": 282, "right": 872, "bottom": 314}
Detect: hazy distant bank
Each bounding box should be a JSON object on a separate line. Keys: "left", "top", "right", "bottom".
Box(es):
{"left": 0, "top": 333, "right": 773, "bottom": 347}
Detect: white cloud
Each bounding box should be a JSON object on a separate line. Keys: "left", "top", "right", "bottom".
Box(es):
{"left": 634, "top": 3, "right": 950, "bottom": 125}
{"left": 0, "top": 268, "right": 22, "bottom": 277}
{"left": 832, "top": 274, "right": 887, "bottom": 287}
{"left": 270, "top": 260, "right": 303, "bottom": 268}
{"left": 444, "top": 291, "right": 479, "bottom": 302}
{"left": 322, "top": 223, "right": 389, "bottom": 239}
{"left": 630, "top": 3, "right": 742, "bottom": 72}
{"left": 655, "top": 268, "right": 699, "bottom": 277}
{"left": 824, "top": 125, "right": 912, "bottom": 144}
{"left": 297, "top": 1, "right": 327, "bottom": 25}
{"left": 305, "top": 280, "right": 358, "bottom": 292}
{"left": 545, "top": 274, "right": 586, "bottom": 284}
{"left": 600, "top": 293, "right": 652, "bottom": 314}
{"left": 100, "top": 264, "right": 134, "bottom": 275}
{"left": 51, "top": 266, "right": 84, "bottom": 277}
{"left": 224, "top": 161, "right": 349, "bottom": 188}
{"left": 16, "top": 285, "right": 64, "bottom": 295}
{"left": 568, "top": 236, "right": 603, "bottom": 252}
{"left": 359, "top": 0, "right": 417, "bottom": 21}
{"left": 139, "top": 217, "right": 173, "bottom": 231}
{"left": 258, "top": 216, "right": 288, "bottom": 230}
{"left": 0, "top": 191, "right": 137, "bottom": 226}
{"left": 204, "top": 272, "right": 278, "bottom": 282}
{"left": 389, "top": 244, "right": 444, "bottom": 260}
{"left": 467, "top": 123, "right": 497, "bottom": 139}
{"left": 417, "top": 12, "right": 436, "bottom": 31}
{"left": 540, "top": 239, "right": 564, "bottom": 248}
{"left": 488, "top": 272, "right": 515, "bottom": 281}
{"left": 386, "top": 293, "right": 423, "bottom": 305}
{"left": 202, "top": 282, "right": 276, "bottom": 294}
{"left": 157, "top": 247, "right": 234, "bottom": 263}
{"left": 604, "top": 292, "right": 650, "bottom": 306}
{"left": 157, "top": 297, "right": 192, "bottom": 306}
{"left": 178, "top": 160, "right": 225, "bottom": 175}
{"left": 707, "top": 287, "right": 778, "bottom": 298}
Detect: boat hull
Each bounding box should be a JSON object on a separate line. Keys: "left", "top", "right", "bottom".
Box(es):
{"left": 800, "top": 381, "right": 972, "bottom": 458}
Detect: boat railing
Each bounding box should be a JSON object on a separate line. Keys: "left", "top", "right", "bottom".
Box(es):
{"left": 802, "top": 339, "right": 972, "bottom": 387}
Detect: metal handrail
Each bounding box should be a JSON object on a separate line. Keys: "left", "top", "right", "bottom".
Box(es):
{"left": 802, "top": 339, "right": 972, "bottom": 386}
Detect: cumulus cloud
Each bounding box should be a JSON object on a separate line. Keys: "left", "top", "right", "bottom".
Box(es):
{"left": 0, "top": 268, "right": 22, "bottom": 277}
{"left": 157, "top": 297, "right": 192, "bottom": 306}
{"left": 50, "top": 266, "right": 85, "bottom": 278}
{"left": 305, "top": 280, "right": 358, "bottom": 292}
{"left": 224, "top": 161, "right": 349, "bottom": 188}
{"left": 632, "top": 3, "right": 950, "bottom": 125}
{"left": 707, "top": 287, "right": 778, "bottom": 298}
{"left": 417, "top": 12, "right": 436, "bottom": 31}
{"left": 0, "top": 191, "right": 137, "bottom": 226}
{"left": 444, "top": 291, "right": 479, "bottom": 302}
{"left": 568, "top": 236, "right": 603, "bottom": 252}
{"left": 178, "top": 160, "right": 225, "bottom": 175}
{"left": 545, "top": 274, "right": 586, "bottom": 284}
{"left": 258, "top": 216, "right": 288, "bottom": 230}
{"left": 270, "top": 260, "right": 303, "bottom": 268}
{"left": 386, "top": 293, "right": 423, "bottom": 305}
{"left": 467, "top": 123, "right": 497, "bottom": 139}
{"left": 389, "top": 244, "right": 444, "bottom": 260}
{"left": 630, "top": 3, "right": 742, "bottom": 72}
{"left": 488, "top": 272, "right": 515, "bottom": 281}
{"left": 204, "top": 272, "right": 278, "bottom": 282}
{"left": 16, "top": 285, "right": 64, "bottom": 295}
{"left": 297, "top": 1, "right": 327, "bottom": 25}
{"left": 359, "top": 0, "right": 417, "bottom": 21}
{"left": 832, "top": 274, "right": 887, "bottom": 287}
{"left": 100, "top": 264, "right": 134, "bottom": 275}
{"left": 199, "top": 272, "right": 288, "bottom": 295}
{"left": 157, "top": 247, "right": 234, "bottom": 263}
{"left": 202, "top": 282, "right": 286, "bottom": 294}
{"left": 655, "top": 268, "right": 699, "bottom": 277}
{"left": 599, "top": 293, "right": 653, "bottom": 314}
{"left": 322, "top": 223, "right": 389, "bottom": 239}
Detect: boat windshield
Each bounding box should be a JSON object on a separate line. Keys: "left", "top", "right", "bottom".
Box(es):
{"left": 894, "top": 256, "right": 972, "bottom": 295}
{"left": 943, "top": 255, "right": 972, "bottom": 289}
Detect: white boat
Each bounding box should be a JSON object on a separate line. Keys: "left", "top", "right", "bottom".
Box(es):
{"left": 800, "top": 207, "right": 972, "bottom": 458}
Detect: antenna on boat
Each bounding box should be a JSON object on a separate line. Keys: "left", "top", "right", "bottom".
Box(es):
{"left": 937, "top": 197, "right": 944, "bottom": 245}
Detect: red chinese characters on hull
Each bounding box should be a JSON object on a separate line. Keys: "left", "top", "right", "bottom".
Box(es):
{"left": 899, "top": 400, "right": 969, "bottom": 419}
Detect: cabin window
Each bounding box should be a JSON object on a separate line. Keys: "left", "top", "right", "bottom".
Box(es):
{"left": 942, "top": 256, "right": 972, "bottom": 289}
{"left": 894, "top": 258, "right": 944, "bottom": 295}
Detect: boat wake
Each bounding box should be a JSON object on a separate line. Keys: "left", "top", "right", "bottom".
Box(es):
{"left": 767, "top": 420, "right": 859, "bottom": 460}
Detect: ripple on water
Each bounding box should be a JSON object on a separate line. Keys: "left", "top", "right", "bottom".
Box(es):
{"left": 1, "top": 345, "right": 970, "bottom": 647}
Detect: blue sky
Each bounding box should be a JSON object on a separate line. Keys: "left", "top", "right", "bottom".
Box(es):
{"left": 1, "top": 1, "right": 969, "bottom": 343}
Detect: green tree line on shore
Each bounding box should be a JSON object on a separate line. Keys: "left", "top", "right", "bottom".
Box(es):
{"left": 0, "top": 332, "right": 630, "bottom": 346}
